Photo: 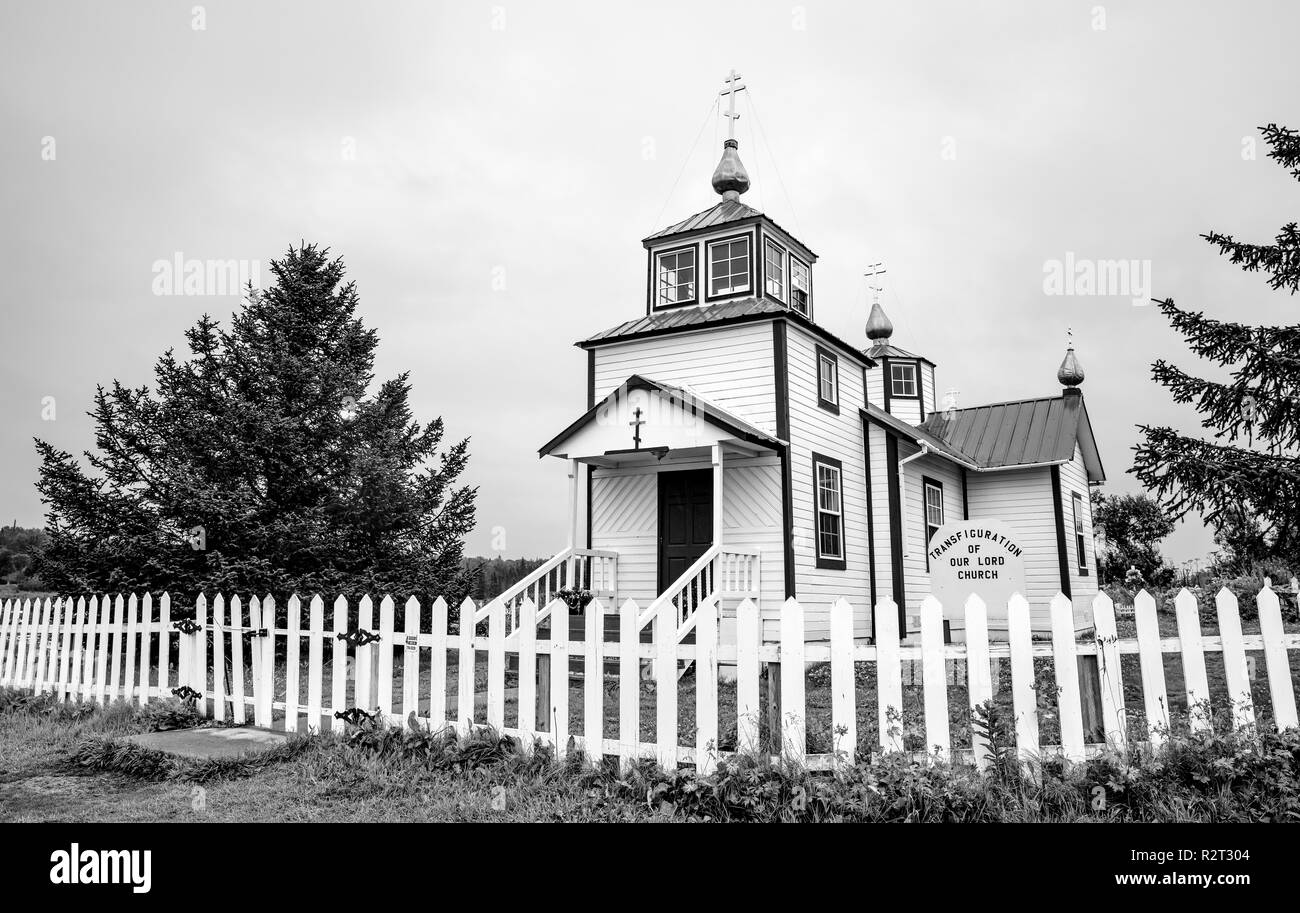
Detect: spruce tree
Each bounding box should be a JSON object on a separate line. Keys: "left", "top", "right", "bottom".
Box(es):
{"left": 33, "top": 244, "right": 478, "bottom": 608}
{"left": 1133, "top": 124, "right": 1300, "bottom": 572}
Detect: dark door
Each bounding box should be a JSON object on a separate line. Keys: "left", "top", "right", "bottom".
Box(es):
{"left": 657, "top": 469, "right": 714, "bottom": 592}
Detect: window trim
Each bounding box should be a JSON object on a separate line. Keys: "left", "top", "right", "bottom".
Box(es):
{"left": 705, "top": 233, "right": 753, "bottom": 301}
{"left": 763, "top": 237, "right": 786, "bottom": 302}
{"left": 651, "top": 243, "right": 698, "bottom": 310}
{"left": 815, "top": 345, "right": 840, "bottom": 415}
{"left": 1072, "top": 491, "right": 1088, "bottom": 575}
{"left": 922, "top": 476, "right": 944, "bottom": 570}
{"left": 789, "top": 254, "right": 812, "bottom": 317}
{"left": 812, "top": 453, "right": 847, "bottom": 570}
{"left": 889, "top": 361, "right": 919, "bottom": 399}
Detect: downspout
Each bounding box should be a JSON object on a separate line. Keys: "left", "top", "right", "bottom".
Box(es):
{"left": 897, "top": 441, "right": 930, "bottom": 557}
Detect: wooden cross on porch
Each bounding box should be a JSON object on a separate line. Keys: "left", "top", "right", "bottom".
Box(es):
{"left": 629, "top": 406, "right": 646, "bottom": 449}
{"left": 719, "top": 69, "right": 746, "bottom": 140}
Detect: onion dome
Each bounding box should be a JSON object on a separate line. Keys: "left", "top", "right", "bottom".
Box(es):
{"left": 711, "top": 139, "right": 751, "bottom": 201}
{"left": 866, "top": 302, "right": 894, "bottom": 342}
{"left": 1057, "top": 345, "right": 1085, "bottom": 388}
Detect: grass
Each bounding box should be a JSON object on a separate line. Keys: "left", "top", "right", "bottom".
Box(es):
{"left": 4, "top": 688, "right": 1298, "bottom": 823}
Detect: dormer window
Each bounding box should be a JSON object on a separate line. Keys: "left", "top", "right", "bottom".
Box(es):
{"left": 708, "top": 236, "right": 751, "bottom": 296}
{"left": 790, "top": 257, "right": 810, "bottom": 316}
{"left": 890, "top": 362, "right": 918, "bottom": 398}
{"left": 655, "top": 246, "right": 696, "bottom": 307}
{"left": 764, "top": 238, "right": 785, "bottom": 300}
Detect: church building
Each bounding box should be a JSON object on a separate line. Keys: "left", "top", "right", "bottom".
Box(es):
{"left": 535, "top": 81, "right": 1105, "bottom": 645}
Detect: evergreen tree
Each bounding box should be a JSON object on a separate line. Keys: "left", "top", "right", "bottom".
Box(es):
{"left": 32, "top": 244, "right": 478, "bottom": 610}
{"left": 1133, "top": 124, "right": 1300, "bottom": 572}
{"left": 1091, "top": 491, "right": 1175, "bottom": 585}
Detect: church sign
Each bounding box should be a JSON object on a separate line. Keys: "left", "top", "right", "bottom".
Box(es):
{"left": 926, "top": 520, "right": 1027, "bottom": 638}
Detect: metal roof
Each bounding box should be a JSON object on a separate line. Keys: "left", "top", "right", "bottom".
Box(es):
{"left": 865, "top": 342, "right": 936, "bottom": 366}
{"left": 644, "top": 200, "right": 764, "bottom": 241}
{"left": 916, "top": 393, "right": 1104, "bottom": 480}
{"left": 580, "top": 297, "right": 785, "bottom": 344}
{"left": 862, "top": 404, "right": 978, "bottom": 467}
{"left": 578, "top": 297, "right": 876, "bottom": 367}
{"left": 643, "top": 200, "right": 816, "bottom": 257}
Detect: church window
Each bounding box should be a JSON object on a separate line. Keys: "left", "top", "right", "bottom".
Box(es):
{"left": 708, "top": 236, "right": 751, "bottom": 296}
{"left": 764, "top": 238, "right": 785, "bottom": 300}
{"left": 790, "top": 257, "right": 811, "bottom": 315}
{"left": 655, "top": 246, "right": 696, "bottom": 306}
{"left": 923, "top": 478, "right": 944, "bottom": 568}
{"left": 813, "top": 455, "right": 846, "bottom": 569}
{"left": 1073, "top": 492, "right": 1088, "bottom": 574}
{"left": 816, "top": 346, "right": 839, "bottom": 412}
{"left": 890, "top": 362, "right": 918, "bottom": 398}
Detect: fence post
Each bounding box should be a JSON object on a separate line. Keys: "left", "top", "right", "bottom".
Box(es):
{"left": 285, "top": 594, "right": 302, "bottom": 732}
{"left": 829, "top": 597, "right": 855, "bottom": 766}
{"left": 1051, "top": 593, "right": 1086, "bottom": 764}
{"left": 778, "top": 596, "right": 806, "bottom": 762}
{"left": 735, "top": 597, "right": 760, "bottom": 757}
{"left": 518, "top": 597, "right": 538, "bottom": 753}
{"left": 695, "top": 595, "right": 718, "bottom": 775}
{"left": 1076, "top": 656, "right": 1103, "bottom": 742}
{"left": 457, "top": 598, "right": 476, "bottom": 738}
{"left": 258, "top": 596, "right": 276, "bottom": 728}
{"left": 428, "top": 597, "right": 447, "bottom": 731}
{"left": 964, "top": 594, "right": 992, "bottom": 770}
{"left": 193, "top": 593, "right": 208, "bottom": 717}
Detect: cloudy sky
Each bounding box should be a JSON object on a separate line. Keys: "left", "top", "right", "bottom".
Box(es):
{"left": 1, "top": 1, "right": 1295, "bottom": 565}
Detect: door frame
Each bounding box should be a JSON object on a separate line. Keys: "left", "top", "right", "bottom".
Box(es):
{"left": 656, "top": 468, "right": 715, "bottom": 594}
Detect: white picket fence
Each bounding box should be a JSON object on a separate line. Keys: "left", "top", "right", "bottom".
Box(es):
{"left": 1, "top": 586, "right": 1297, "bottom": 772}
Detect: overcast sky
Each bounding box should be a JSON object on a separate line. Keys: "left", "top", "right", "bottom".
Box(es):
{"left": 2, "top": 1, "right": 1296, "bottom": 566}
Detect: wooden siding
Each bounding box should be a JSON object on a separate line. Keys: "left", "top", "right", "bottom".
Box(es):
{"left": 785, "top": 325, "right": 872, "bottom": 640}
{"left": 1060, "top": 445, "right": 1099, "bottom": 625}
{"left": 963, "top": 466, "right": 1062, "bottom": 632}
{"left": 589, "top": 453, "right": 785, "bottom": 637}
{"left": 896, "top": 445, "right": 965, "bottom": 621}
{"left": 592, "top": 323, "right": 777, "bottom": 436}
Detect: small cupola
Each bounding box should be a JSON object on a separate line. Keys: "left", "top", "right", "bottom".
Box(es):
{"left": 1058, "top": 341, "right": 1085, "bottom": 396}
{"left": 711, "top": 139, "right": 751, "bottom": 202}
{"left": 866, "top": 301, "right": 894, "bottom": 345}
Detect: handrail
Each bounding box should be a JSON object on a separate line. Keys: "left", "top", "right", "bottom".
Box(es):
{"left": 636, "top": 545, "right": 721, "bottom": 631}
{"left": 472, "top": 547, "right": 574, "bottom": 625}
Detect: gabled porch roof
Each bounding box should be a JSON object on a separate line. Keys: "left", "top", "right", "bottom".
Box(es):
{"left": 539, "top": 375, "right": 784, "bottom": 466}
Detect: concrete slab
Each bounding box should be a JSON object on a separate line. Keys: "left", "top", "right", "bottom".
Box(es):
{"left": 122, "top": 727, "right": 289, "bottom": 760}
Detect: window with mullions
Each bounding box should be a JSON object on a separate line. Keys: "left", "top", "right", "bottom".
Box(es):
{"left": 655, "top": 247, "right": 696, "bottom": 306}
{"left": 890, "top": 362, "right": 918, "bottom": 397}
{"left": 923, "top": 478, "right": 944, "bottom": 569}
{"left": 816, "top": 346, "right": 839, "bottom": 413}
{"left": 708, "top": 237, "right": 751, "bottom": 296}
{"left": 764, "top": 238, "right": 785, "bottom": 300}
{"left": 790, "top": 258, "right": 810, "bottom": 315}
{"left": 813, "top": 456, "right": 845, "bottom": 569}
{"left": 924, "top": 481, "right": 944, "bottom": 542}
{"left": 1072, "top": 491, "right": 1088, "bottom": 574}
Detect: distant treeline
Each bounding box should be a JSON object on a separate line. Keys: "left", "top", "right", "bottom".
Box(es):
{"left": 461, "top": 556, "right": 548, "bottom": 602}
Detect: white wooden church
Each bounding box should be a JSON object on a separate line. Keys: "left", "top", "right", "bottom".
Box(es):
{"left": 522, "top": 80, "right": 1105, "bottom": 647}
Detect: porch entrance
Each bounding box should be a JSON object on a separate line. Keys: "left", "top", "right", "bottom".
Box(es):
{"left": 657, "top": 468, "right": 714, "bottom": 593}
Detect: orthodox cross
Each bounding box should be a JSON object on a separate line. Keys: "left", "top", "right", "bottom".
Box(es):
{"left": 629, "top": 406, "right": 646, "bottom": 449}
{"left": 719, "top": 69, "right": 746, "bottom": 140}
{"left": 865, "top": 262, "right": 887, "bottom": 305}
